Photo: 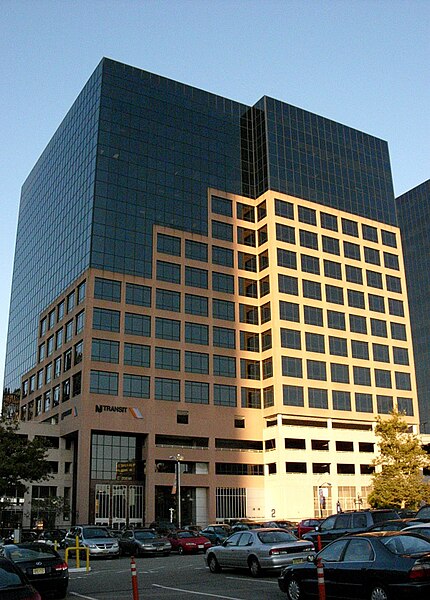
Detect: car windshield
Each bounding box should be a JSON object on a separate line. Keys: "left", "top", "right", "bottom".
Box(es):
{"left": 258, "top": 531, "right": 296, "bottom": 544}
{"left": 213, "top": 527, "right": 226, "bottom": 535}
{"left": 82, "top": 528, "right": 110, "bottom": 538}
{"left": 417, "top": 506, "right": 430, "bottom": 519}
{"left": 382, "top": 535, "right": 430, "bottom": 555}
{"left": 6, "top": 544, "right": 56, "bottom": 562}
{"left": 135, "top": 531, "right": 156, "bottom": 540}
{"left": 0, "top": 563, "right": 26, "bottom": 589}
{"left": 178, "top": 532, "right": 194, "bottom": 538}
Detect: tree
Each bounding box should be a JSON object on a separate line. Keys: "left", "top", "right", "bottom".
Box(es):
{"left": 0, "top": 419, "right": 52, "bottom": 498}
{"left": 31, "top": 496, "right": 71, "bottom": 529}
{"left": 368, "top": 410, "right": 430, "bottom": 510}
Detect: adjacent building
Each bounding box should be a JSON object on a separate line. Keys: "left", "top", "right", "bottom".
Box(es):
{"left": 3, "top": 58, "right": 420, "bottom": 527}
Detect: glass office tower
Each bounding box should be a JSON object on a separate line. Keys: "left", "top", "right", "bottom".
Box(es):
{"left": 396, "top": 179, "right": 430, "bottom": 432}
{"left": 4, "top": 58, "right": 417, "bottom": 526}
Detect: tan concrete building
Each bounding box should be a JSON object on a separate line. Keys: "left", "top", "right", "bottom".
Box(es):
{"left": 17, "top": 188, "right": 419, "bottom": 526}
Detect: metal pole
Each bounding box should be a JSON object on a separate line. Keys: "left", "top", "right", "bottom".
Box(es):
{"left": 177, "top": 459, "right": 181, "bottom": 529}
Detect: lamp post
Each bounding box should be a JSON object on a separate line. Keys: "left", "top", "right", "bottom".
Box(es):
{"left": 169, "top": 454, "right": 184, "bottom": 528}
{"left": 318, "top": 482, "right": 332, "bottom": 518}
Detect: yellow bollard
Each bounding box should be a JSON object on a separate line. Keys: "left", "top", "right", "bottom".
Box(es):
{"left": 76, "top": 535, "right": 80, "bottom": 569}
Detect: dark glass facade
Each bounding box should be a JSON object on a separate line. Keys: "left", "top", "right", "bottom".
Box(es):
{"left": 396, "top": 179, "right": 430, "bottom": 431}
{"left": 4, "top": 58, "right": 396, "bottom": 392}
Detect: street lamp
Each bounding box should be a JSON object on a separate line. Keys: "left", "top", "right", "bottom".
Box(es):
{"left": 169, "top": 454, "right": 184, "bottom": 528}
{"left": 318, "top": 482, "right": 332, "bottom": 518}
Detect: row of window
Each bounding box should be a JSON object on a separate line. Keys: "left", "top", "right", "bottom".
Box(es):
{"left": 40, "top": 281, "right": 86, "bottom": 337}
{"left": 38, "top": 312, "right": 84, "bottom": 363}
{"left": 282, "top": 385, "right": 413, "bottom": 415}
{"left": 24, "top": 342, "right": 82, "bottom": 397}
{"left": 280, "top": 301, "right": 407, "bottom": 340}
{"left": 21, "top": 372, "right": 81, "bottom": 420}
{"left": 211, "top": 194, "right": 398, "bottom": 250}
{"left": 269, "top": 462, "right": 374, "bottom": 475}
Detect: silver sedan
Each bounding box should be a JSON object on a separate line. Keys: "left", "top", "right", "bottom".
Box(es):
{"left": 205, "top": 528, "right": 314, "bottom": 577}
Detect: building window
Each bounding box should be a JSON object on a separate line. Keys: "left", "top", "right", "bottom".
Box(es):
{"left": 238, "top": 278, "right": 258, "bottom": 298}
{"left": 386, "top": 275, "right": 402, "bottom": 293}
{"left": 213, "top": 272, "right": 234, "bottom": 294}
{"left": 94, "top": 277, "right": 121, "bottom": 302}
{"left": 333, "top": 390, "right": 351, "bottom": 411}
{"left": 57, "top": 301, "right": 65, "bottom": 323}
{"left": 301, "top": 254, "right": 320, "bottom": 274}
{"left": 67, "top": 291, "right": 75, "bottom": 313}
{"left": 124, "top": 343, "right": 150, "bottom": 367}
{"left": 275, "top": 198, "right": 294, "bottom": 219}
{"left": 157, "top": 261, "right": 181, "bottom": 284}
{"left": 75, "top": 310, "right": 85, "bottom": 335}
{"left": 214, "top": 384, "right": 237, "bottom": 407}
{"left": 364, "top": 247, "right": 380, "bottom": 265}
{"left": 238, "top": 251, "right": 257, "bottom": 272}
{"left": 303, "top": 280, "right": 322, "bottom": 300}
{"left": 72, "top": 372, "right": 82, "bottom": 397}
{"left": 330, "top": 363, "right": 349, "bottom": 383}
{"left": 62, "top": 379, "right": 70, "bottom": 402}
{"left": 213, "top": 299, "right": 235, "bottom": 321}
{"left": 355, "top": 392, "right": 373, "bottom": 412}
{"left": 307, "top": 360, "right": 327, "bottom": 381}
{"left": 212, "top": 246, "right": 233, "bottom": 267}
{"left": 375, "top": 369, "right": 392, "bottom": 388}
{"left": 329, "top": 336, "right": 347, "bottom": 356}
{"left": 185, "top": 351, "right": 209, "bottom": 374}
{"left": 276, "top": 223, "right": 295, "bottom": 244}
{"left": 391, "top": 322, "right": 407, "bottom": 341}
{"left": 155, "top": 347, "right": 180, "bottom": 371}
{"left": 279, "top": 274, "right": 299, "bottom": 296}
{"left": 177, "top": 411, "right": 189, "bottom": 425}
{"left": 237, "top": 202, "right": 255, "bottom": 222}
{"left": 53, "top": 385, "right": 60, "bottom": 407}
{"left": 349, "top": 314, "right": 367, "bottom": 334}
{"left": 212, "top": 195, "right": 233, "bottom": 217}
{"left": 261, "top": 303, "right": 271, "bottom": 324}
{"left": 345, "top": 266, "right": 363, "bottom": 286}
{"left": 125, "top": 313, "right": 151, "bottom": 337}
{"left": 306, "top": 332, "right": 325, "bottom": 353}
{"left": 185, "top": 266, "right": 208, "bottom": 289}
{"left": 344, "top": 241, "right": 361, "bottom": 261}
{"left": 93, "top": 308, "right": 120, "bottom": 333}
{"left": 213, "top": 355, "right": 236, "bottom": 377}
{"left": 300, "top": 229, "right": 318, "bottom": 250}
{"left": 38, "top": 343, "right": 45, "bottom": 362}
{"left": 74, "top": 340, "right": 83, "bottom": 364}
{"left": 155, "top": 317, "right": 180, "bottom": 341}
{"left": 212, "top": 220, "right": 233, "bottom": 242}
{"left": 326, "top": 285, "right": 344, "bottom": 305}
{"left": 123, "top": 374, "right": 150, "bottom": 398}
{"left": 185, "top": 294, "right": 208, "bottom": 317}
{"left": 281, "top": 328, "right": 301, "bottom": 350}
{"left": 341, "top": 218, "right": 358, "bottom": 237}
{"left": 353, "top": 366, "right": 371, "bottom": 386}
{"left": 282, "top": 356, "right": 302, "bottom": 378}
{"left": 55, "top": 328, "right": 63, "bottom": 350}
{"left": 397, "top": 397, "right": 413, "bottom": 416}
{"left": 373, "top": 343, "right": 389, "bottom": 363}
{"left": 362, "top": 224, "right": 378, "bottom": 242}
{"left": 377, "top": 395, "right": 393, "bottom": 414}
{"left": 327, "top": 310, "right": 345, "bottom": 330}
{"left": 45, "top": 363, "right": 52, "bottom": 384}
{"left": 241, "top": 387, "right": 261, "bottom": 408}
{"left": 65, "top": 319, "right": 74, "bottom": 341}
{"left": 240, "top": 303, "right": 259, "bottom": 325}
{"left": 367, "top": 270, "right": 383, "bottom": 289}
{"left": 395, "top": 372, "right": 412, "bottom": 391}
{"left": 91, "top": 339, "right": 119, "bottom": 363}
{"left": 90, "top": 371, "right": 118, "bottom": 395}
{"left": 237, "top": 227, "right": 256, "bottom": 247}
{"left": 324, "top": 260, "right": 342, "bottom": 280}
{"left": 393, "top": 347, "right": 409, "bottom": 365}
{"left": 156, "top": 288, "right": 181, "bottom": 312}
{"left": 322, "top": 235, "right": 340, "bottom": 255}
{"left": 241, "top": 359, "right": 261, "bottom": 380}
{"left": 381, "top": 230, "right": 397, "bottom": 248}
{"left": 185, "top": 322, "right": 208, "bottom": 345}
{"left": 388, "top": 298, "right": 404, "bottom": 317}
{"left": 277, "top": 248, "right": 297, "bottom": 269}
{"left": 185, "top": 381, "right": 209, "bottom": 404}
{"left": 304, "top": 306, "right": 323, "bottom": 327}
{"left": 371, "top": 318, "right": 388, "bottom": 338}
{"left": 186, "top": 239, "right": 208, "bottom": 262}
{"left": 308, "top": 388, "right": 328, "bottom": 409}
{"left": 126, "top": 283, "right": 151, "bottom": 307}
{"left": 263, "top": 386, "right": 274, "bottom": 407}
{"left": 77, "top": 281, "right": 86, "bottom": 304}
{"left": 351, "top": 340, "right": 369, "bottom": 360}
{"left": 347, "top": 289, "right": 365, "bottom": 309}
{"left": 298, "top": 205, "right": 316, "bottom": 226}
{"left": 286, "top": 462, "right": 307, "bottom": 473}
{"left": 368, "top": 294, "right": 385, "bottom": 313}
{"left": 64, "top": 349, "right": 72, "bottom": 372}
{"left": 214, "top": 327, "right": 236, "bottom": 349}
{"left": 157, "top": 233, "right": 181, "bottom": 256}
{"left": 48, "top": 310, "right": 55, "bottom": 330}
{"left": 321, "top": 212, "right": 338, "bottom": 231}
{"left": 155, "top": 378, "right": 180, "bottom": 402}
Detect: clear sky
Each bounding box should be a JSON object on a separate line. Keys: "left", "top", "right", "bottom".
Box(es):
{"left": 1, "top": 0, "right": 429, "bottom": 396}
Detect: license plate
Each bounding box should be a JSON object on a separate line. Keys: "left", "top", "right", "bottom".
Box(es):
{"left": 157, "top": 547, "right": 163, "bottom": 551}
{"left": 33, "top": 567, "right": 46, "bottom": 575}
{"left": 198, "top": 545, "right": 204, "bottom": 548}
{"left": 293, "top": 558, "right": 304, "bottom": 564}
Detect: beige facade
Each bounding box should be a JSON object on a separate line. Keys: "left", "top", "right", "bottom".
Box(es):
{"left": 18, "top": 189, "right": 419, "bottom": 526}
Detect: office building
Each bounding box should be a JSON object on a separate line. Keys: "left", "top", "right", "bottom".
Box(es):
{"left": 396, "top": 180, "right": 430, "bottom": 433}
{"left": 3, "top": 58, "right": 419, "bottom": 526}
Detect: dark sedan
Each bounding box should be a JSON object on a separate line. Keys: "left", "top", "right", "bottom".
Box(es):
{"left": 119, "top": 528, "right": 171, "bottom": 556}
{"left": 0, "top": 557, "right": 42, "bottom": 600}
{"left": 278, "top": 531, "right": 430, "bottom": 600}
{"left": 0, "top": 543, "right": 68, "bottom": 599}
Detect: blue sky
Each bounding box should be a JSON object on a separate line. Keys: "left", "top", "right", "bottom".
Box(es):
{"left": 1, "top": 0, "right": 429, "bottom": 395}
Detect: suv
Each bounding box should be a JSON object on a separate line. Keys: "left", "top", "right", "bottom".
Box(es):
{"left": 415, "top": 505, "right": 430, "bottom": 519}
{"left": 64, "top": 526, "right": 119, "bottom": 558}
{"left": 302, "top": 509, "right": 399, "bottom": 547}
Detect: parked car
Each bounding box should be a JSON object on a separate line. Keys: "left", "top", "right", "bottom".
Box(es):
{"left": 119, "top": 528, "right": 171, "bottom": 556}
{"left": 0, "top": 543, "right": 68, "bottom": 599}
{"left": 205, "top": 527, "right": 315, "bottom": 578}
{"left": 63, "top": 525, "right": 119, "bottom": 558}
{"left": 199, "top": 525, "right": 228, "bottom": 545}
{"left": 278, "top": 531, "right": 430, "bottom": 599}
{"left": 37, "top": 529, "right": 67, "bottom": 548}
{"left": 167, "top": 530, "right": 212, "bottom": 554}
{"left": 365, "top": 518, "right": 428, "bottom": 532}
{"left": 296, "top": 519, "right": 323, "bottom": 538}
{"left": 0, "top": 556, "right": 41, "bottom": 600}
{"left": 403, "top": 523, "right": 430, "bottom": 541}
{"left": 302, "top": 509, "right": 399, "bottom": 547}
{"left": 415, "top": 504, "right": 430, "bottom": 519}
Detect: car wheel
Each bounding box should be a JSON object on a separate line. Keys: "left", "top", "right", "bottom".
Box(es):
{"left": 178, "top": 546, "right": 184, "bottom": 555}
{"left": 207, "top": 553, "right": 222, "bottom": 573}
{"left": 248, "top": 556, "right": 262, "bottom": 578}
{"left": 370, "top": 585, "right": 389, "bottom": 600}
{"left": 286, "top": 577, "right": 305, "bottom": 600}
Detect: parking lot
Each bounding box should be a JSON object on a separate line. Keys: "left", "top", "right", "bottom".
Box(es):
{"left": 67, "top": 552, "right": 285, "bottom": 599}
